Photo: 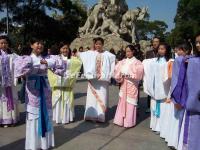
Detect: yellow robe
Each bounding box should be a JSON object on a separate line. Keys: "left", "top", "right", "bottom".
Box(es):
{"left": 48, "top": 56, "right": 82, "bottom": 117}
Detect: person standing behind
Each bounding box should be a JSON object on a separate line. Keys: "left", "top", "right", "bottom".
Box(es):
{"left": 79, "top": 46, "right": 84, "bottom": 52}
{"left": 78, "top": 46, "right": 84, "bottom": 77}
{"left": 0, "top": 35, "right": 19, "bottom": 127}
{"left": 110, "top": 48, "right": 117, "bottom": 85}
{"left": 134, "top": 44, "right": 144, "bottom": 61}
{"left": 144, "top": 37, "right": 160, "bottom": 113}
{"left": 72, "top": 48, "right": 78, "bottom": 57}
{"left": 116, "top": 47, "right": 126, "bottom": 61}
{"left": 110, "top": 48, "right": 116, "bottom": 56}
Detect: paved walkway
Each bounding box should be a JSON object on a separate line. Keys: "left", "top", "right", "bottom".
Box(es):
{"left": 0, "top": 80, "right": 170, "bottom": 150}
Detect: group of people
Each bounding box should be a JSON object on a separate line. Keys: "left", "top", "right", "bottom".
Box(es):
{"left": 143, "top": 35, "right": 200, "bottom": 150}
{"left": 0, "top": 33, "right": 200, "bottom": 150}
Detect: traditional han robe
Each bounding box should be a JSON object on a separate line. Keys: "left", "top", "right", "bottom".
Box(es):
{"left": 143, "top": 57, "right": 171, "bottom": 134}
{"left": 158, "top": 59, "right": 174, "bottom": 140}
{"left": 79, "top": 50, "right": 115, "bottom": 122}
{"left": 48, "top": 55, "right": 82, "bottom": 124}
{"left": 172, "top": 56, "right": 200, "bottom": 150}
{"left": 159, "top": 59, "right": 180, "bottom": 149}
{"left": 0, "top": 50, "right": 19, "bottom": 125}
{"left": 164, "top": 56, "right": 186, "bottom": 149}
{"left": 113, "top": 57, "right": 144, "bottom": 128}
{"left": 14, "top": 53, "right": 65, "bottom": 150}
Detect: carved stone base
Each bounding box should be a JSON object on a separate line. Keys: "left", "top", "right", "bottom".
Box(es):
{"left": 70, "top": 34, "right": 130, "bottom": 52}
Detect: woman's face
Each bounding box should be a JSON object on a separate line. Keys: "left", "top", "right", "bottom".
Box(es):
{"left": 177, "top": 48, "right": 186, "bottom": 56}
{"left": 60, "top": 45, "right": 69, "bottom": 57}
{"left": 125, "top": 47, "right": 134, "bottom": 58}
{"left": 94, "top": 41, "right": 103, "bottom": 52}
{"left": 31, "top": 42, "right": 44, "bottom": 56}
{"left": 195, "top": 35, "right": 200, "bottom": 52}
{"left": 158, "top": 45, "right": 166, "bottom": 57}
{"left": 0, "top": 39, "right": 8, "bottom": 51}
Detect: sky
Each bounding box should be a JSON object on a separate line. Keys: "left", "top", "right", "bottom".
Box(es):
{"left": 86, "top": 0, "right": 179, "bottom": 31}
{"left": 0, "top": 0, "right": 179, "bottom": 31}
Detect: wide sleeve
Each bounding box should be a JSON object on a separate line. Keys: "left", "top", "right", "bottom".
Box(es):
{"left": 128, "top": 60, "right": 144, "bottom": 81}
{"left": 48, "top": 57, "right": 81, "bottom": 88}
{"left": 110, "top": 54, "right": 116, "bottom": 78}
{"left": 78, "top": 51, "right": 89, "bottom": 65}
{"left": 166, "top": 60, "right": 174, "bottom": 99}
{"left": 48, "top": 69, "right": 59, "bottom": 88}
{"left": 171, "top": 58, "right": 188, "bottom": 107}
{"left": 63, "top": 57, "right": 82, "bottom": 87}
{"left": 46, "top": 55, "right": 66, "bottom": 76}
{"left": 168, "top": 60, "right": 174, "bottom": 79}
{"left": 14, "top": 56, "right": 33, "bottom": 78}
{"left": 142, "top": 59, "right": 152, "bottom": 96}
{"left": 170, "top": 57, "right": 183, "bottom": 103}
{"left": 114, "top": 61, "right": 123, "bottom": 83}
{"left": 67, "top": 57, "right": 82, "bottom": 79}
{"left": 9, "top": 53, "right": 19, "bottom": 86}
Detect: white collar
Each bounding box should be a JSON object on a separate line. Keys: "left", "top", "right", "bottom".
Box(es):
{"left": 61, "top": 54, "right": 68, "bottom": 60}
{"left": 126, "top": 56, "right": 135, "bottom": 61}
{"left": 31, "top": 53, "right": 42, "bottom": 58}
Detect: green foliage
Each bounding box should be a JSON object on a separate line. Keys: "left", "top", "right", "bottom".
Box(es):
{"left": 167, "top": 0, "right": 200, "bottom": 47}
{"left": 136, "top": 20, "right": 168, "bottom": 42}
{"left": 0, "top": 0, "right": 87, "bottom": 50}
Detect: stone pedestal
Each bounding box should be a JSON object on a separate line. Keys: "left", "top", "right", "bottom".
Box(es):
{"left": 70, "top": 34, "right": 130, "bottom": 51}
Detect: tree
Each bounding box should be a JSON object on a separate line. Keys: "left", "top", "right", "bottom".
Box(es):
{"left": 167, "top": 0, "right": 200, "bottom": 47}
{"left": 0, "top": 0, "right": 87, "bottom": 51}
{"left": 136, "top": 20, "right": 168, "bottom": 42}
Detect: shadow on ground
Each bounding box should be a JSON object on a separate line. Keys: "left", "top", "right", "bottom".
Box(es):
{"left": 0, "top": 84, "right": 150, "bottom": 150}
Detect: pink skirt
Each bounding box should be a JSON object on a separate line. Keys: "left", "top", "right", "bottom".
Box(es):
{"left": 113, "top": 97, "right": 137, "bottom": 128}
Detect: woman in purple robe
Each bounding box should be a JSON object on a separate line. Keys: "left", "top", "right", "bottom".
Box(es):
{"left": 167, "top": 42, "right": 192, "bottom": 149}
{"left": 172, "top": 34, "right": 200, "bottom": 150}
{"left": 0, "top": 35, "right": 19, "bottom": 127}
{"left": 14, "top": 38, "right": 65, "bottom": 150}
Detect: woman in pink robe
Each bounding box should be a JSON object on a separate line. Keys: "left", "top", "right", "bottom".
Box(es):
{"left": 113, "top": 45, "right": 144, "bottom": 128}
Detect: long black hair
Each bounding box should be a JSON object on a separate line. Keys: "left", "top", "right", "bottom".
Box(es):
{"left": 125, "top": 44, "right": 137, "bottom": 56}
{"left": 194, "top": 33, "right": 200, "bottom": 57}
{"left": 28, "top": 37, "right": 46, "bottom": 56}
{"left": 177, "top": 42, "right": 192, "bottom": 55}
{"left": 59, "top": 42, "right": 71, "bottom": 59}
{"left": 157, "top": 43, "right": 171, "bottom": 61}
{"left": 93, "top": 37, "right": 104, "bottom": 45}
{"left": 50, "top": 41, "right": 71, "bottom": 59}
{"left": 0, "top": 35, "right": 12, "bottom": 54}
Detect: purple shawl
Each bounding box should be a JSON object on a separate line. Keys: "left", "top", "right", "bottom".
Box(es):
{"left": 0, "top": 50, "right": 14, "bottom": 111}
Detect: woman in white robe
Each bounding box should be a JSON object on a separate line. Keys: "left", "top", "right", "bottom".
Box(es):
{"left": 143, "top": 43, "right": 172, "bottom": 135}
{"left": 79, "top": 37, "right": 116, "bottom": 122}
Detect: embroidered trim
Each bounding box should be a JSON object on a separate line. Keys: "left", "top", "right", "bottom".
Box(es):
{"left": 88, "top": 81, "right": 107, "bottom": 113}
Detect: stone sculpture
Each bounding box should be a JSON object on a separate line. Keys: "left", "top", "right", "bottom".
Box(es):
{"left": 73, "top": 0, "right": 149, "bottom": 51}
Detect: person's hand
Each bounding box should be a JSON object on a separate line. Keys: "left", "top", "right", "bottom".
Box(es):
{"left": 174, "top": 104, "right": 182, "bottom": 110}
{"left": 18, "top": 75, "right": 25, "bottom": 79}
{"left": 122, "top": 74, "right": 131, "bottom": 79}
{"left": 121, "top": 74, "right": 125, "bottom": 78}
{"left": 40, "top": 59, "right": 48, "bottom": 65}
{"left": 165, "top": 98, "right": 171, "bottom": 103}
